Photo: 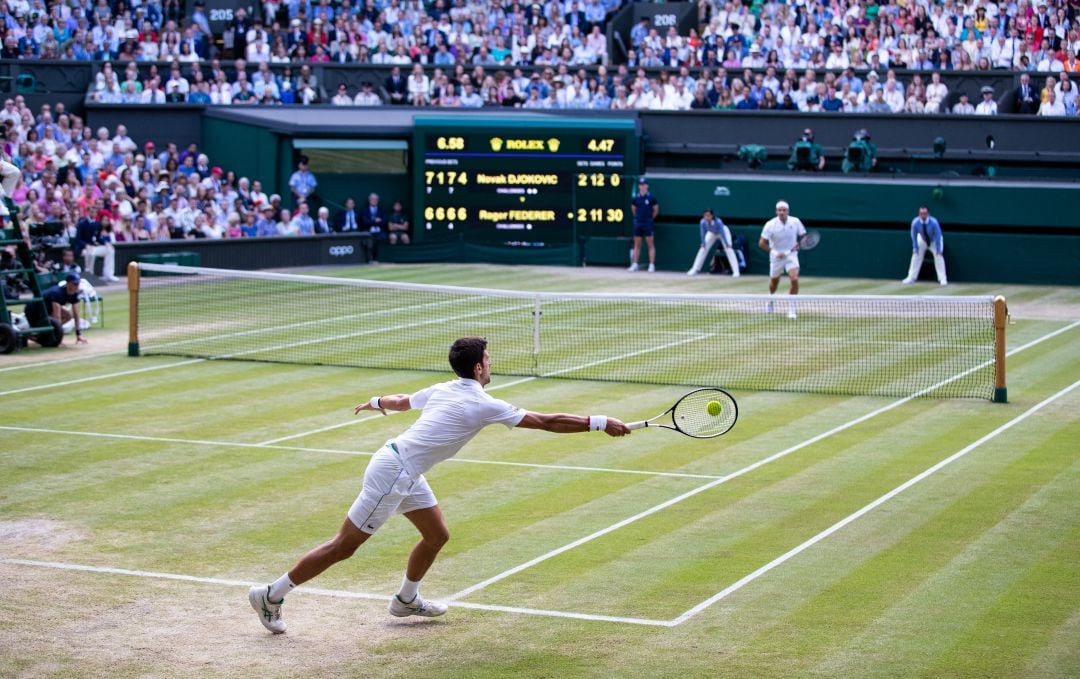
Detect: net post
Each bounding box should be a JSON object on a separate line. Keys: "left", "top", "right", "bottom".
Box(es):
{"left": 127, "top": 261, "right": 140, "bottom": 357}
{"left": 992, "top": 295, "right": 1007, "bottom": 403}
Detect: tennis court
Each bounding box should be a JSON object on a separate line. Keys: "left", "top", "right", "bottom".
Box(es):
{"left": 1, "top": 264, "right": 1078, "bottom": 678}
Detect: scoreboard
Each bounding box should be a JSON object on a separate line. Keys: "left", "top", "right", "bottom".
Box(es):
{"left": 412, "top": 117, "right": 641, "bottom": 246}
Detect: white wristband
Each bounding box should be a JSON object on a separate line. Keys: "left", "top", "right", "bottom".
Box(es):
{"left": 589, "top": 415, "right": 608, "bottom": 432}
{"left": 369, "top": 396, "right": 382, "bottom": 409}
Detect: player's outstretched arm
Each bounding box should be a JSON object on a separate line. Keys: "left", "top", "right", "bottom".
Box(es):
{"left": 354, "top": 394, "right": 412, "bottom": 416}
{"left": 517, "top": 412, "right": 630, "bottom": 437}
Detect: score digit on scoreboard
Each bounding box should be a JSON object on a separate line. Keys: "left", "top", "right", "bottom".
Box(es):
{"left": 412, "top": 117, "right": 641, "bottom": 246}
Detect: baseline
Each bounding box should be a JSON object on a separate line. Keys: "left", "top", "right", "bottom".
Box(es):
{"left": 0, "top": 558, "right": 672, "bottom": 628}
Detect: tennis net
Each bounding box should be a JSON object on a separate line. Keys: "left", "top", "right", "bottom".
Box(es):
{"left": 130, "top": 264, "right": 1006, "bottom": 400}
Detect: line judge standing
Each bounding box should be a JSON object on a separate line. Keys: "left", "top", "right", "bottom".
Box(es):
{"left": 628, "top": 177, "right": 658, "bottom": 273}
{"left": 902, "top": 205, "right": 948, "bottom": 285}
{"left": 758, "top": 200, "right": 806, "bottom": 319}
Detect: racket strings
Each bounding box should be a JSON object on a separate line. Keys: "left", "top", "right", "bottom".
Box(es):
{"left": 671, "top": 389, "right": 737, "bottom": 437}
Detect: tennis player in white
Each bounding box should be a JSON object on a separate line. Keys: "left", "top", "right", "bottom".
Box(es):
{"left": 249, "top": 337, "right": 631, "bottom": 633}
{"left": 758, "top": 200, "right": 806, "bottom": 319}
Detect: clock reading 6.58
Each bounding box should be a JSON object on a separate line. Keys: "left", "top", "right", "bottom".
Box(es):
{"left": 435, "top": 136, "right": 466, "bottom": 150}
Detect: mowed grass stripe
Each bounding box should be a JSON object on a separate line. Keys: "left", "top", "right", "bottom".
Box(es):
{"left": 468, "top": 397, "right": 952, "bottom": 615}
{"left": 707, "top": 398, "right": 1077, "bottom": 674}
{"left": 465, "top": 347, "right": 1078, "bottom": 618}
{"left": 809, "top": 423, "right": 1080, "bottom": 677}
{"left": 923, "top": 512, "right": 1079, "bottom": 677}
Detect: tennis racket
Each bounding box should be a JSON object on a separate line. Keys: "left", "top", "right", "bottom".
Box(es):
{"left": 627, "top": 388, "right": 738, "bottom": 438}
{"left": 798, "top": 230, "right": 821, "bottom": 251}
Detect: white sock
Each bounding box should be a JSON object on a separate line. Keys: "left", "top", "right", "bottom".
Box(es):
{"left": 397, "top": 575, "right": 420, "bottom": 602}
{"left": 268, "top": 573, "right": 295, "bottom": 602}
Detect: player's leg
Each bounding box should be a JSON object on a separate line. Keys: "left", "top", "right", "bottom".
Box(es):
{"left": 787, "top": 257, "right": 800, "bottom": 294}
{"left": 645, "top": 234, "right": 656, "bottom": 272}
{"left": 248, "top": 449, "right": 400, "bottom": 633}
{"left": 786, "top": 262, "right": 800, "bottom": 318}
{"left": 628, "top": 234, "right": 641, "bottom": 271}
{"left": 286, "top": 517, "right": 372, "bottom": 586}
{"left": 389, "top": 484, "right": 449, "bottom": 617}
{"left": 401, "top": 505, "right": 449, "bottom": 583}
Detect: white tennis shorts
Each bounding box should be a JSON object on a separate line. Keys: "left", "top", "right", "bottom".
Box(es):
{"left": 769, "top": 251, "right": 800, "bottom": 278}
{"left": 347, "top": 445, "right": 437, "bottom": 534}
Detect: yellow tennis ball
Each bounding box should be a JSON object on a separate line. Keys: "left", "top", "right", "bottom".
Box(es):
{"left": 707, "top": 400, "right": 722, "bottom": 416}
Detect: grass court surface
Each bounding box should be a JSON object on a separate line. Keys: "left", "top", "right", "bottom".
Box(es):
{"left": 1, "top": 264, "right": 1078, "bottom": 678}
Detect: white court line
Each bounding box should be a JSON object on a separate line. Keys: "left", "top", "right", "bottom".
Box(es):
{"left": 671, "top": 377, "right": 1080, "bottom": 626}
{"left": 0, "top": 349, "right": 127, "bottom": 373}
{"left": 0, "top": 558, "right": 670, "bottom": 627}
{"left": 0, "top": 424, "right": 721, "bottom": 480}
{"left": 0, "top": 358, "right": 205, "bottom": 397}
{"left": 445, "top": 321, "right": 1080, "bottom": 602}
{"left": 259, "top": 332, "right": 714, "bottom": 445}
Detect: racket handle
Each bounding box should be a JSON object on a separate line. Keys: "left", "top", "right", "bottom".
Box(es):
{"left": 627, "top": 421, "right": 648, "bottom": 430}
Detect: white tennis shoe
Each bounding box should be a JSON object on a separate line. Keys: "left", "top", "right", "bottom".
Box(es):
{"left": 627, "top": 263, "right": 639, "bottom": 272}
{"left": 787, "top": 309, "right": 798, "bottom": 320}
{"left": 901, "top": 278, "right": 916, "bottom": 285}
{"left": 249, "top": 585, "right": 287, "bottom": 634}
{"left": 647, "top": 263, "right": 655, "bottom": 273}
{"left": 388, "top": 593, "right": 448, "bottom": 618}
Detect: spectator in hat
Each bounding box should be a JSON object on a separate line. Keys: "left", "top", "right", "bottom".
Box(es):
{"left": 976, "top": 86, "right": 998, "bottom": 115}
{"left": 254, "top": 204, "right": 278, "bottom": 237}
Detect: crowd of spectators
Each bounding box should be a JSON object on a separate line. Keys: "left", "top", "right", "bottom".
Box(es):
{"left": 0, "top": 95, "right": 402, "bottom": 273}
{"left": 4, "top": 1, "right": 1080, "bottom": 116}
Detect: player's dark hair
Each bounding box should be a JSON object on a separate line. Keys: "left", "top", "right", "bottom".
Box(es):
{"left": 449, "top": 336, "right": 487, "bottom": 378}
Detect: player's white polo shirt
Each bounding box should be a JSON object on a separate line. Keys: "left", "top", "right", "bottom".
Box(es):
{"left": 395, "top": 378, "right": 526, "bottom": 476}
{"left": 760, "top": 216, "right": 806, "bottom": 253}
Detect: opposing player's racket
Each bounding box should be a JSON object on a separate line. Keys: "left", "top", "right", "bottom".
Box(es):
{"left": 798, "top": 230, "right": 821, "bottom": 251}
{"left": 627, "top": 388, "right": 738, "bottom": 438}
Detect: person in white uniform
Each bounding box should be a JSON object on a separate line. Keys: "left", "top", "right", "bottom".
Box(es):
{"left": 686, "top": 208, "right": 740, "bottom": 277}
{"left": 758, "top": 200, "right": 806, "bottom": 319}
{"left": 902, "top": 205, "right": 947, "bottom": 285}
{"left": 249, "top": 336, "right": 631, "bottom": 633}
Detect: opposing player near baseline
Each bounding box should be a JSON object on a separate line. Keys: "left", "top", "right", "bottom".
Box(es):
{"left": 249, "top": 337, "right": 631, "bottom": 633}
{"left": 758, "top": 200, "right": 807, "bottom": 319}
